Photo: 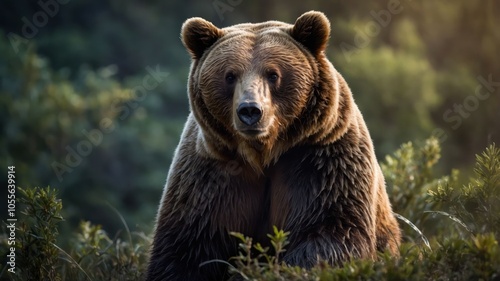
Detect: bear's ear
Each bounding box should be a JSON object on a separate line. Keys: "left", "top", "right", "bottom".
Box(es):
{"left": 290, "top": 11, "right": 331, "bottom": 56}
{"left": 181, "top": 17, "right": 224, "bottom": 59}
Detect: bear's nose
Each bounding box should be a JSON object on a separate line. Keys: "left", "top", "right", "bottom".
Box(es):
{"left": 237, "top": 102, "right": 262, "bottom": 126}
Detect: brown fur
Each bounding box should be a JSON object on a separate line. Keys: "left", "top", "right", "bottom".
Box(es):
{"left": 147, "top": 11, "right": 401, "bottom": 281}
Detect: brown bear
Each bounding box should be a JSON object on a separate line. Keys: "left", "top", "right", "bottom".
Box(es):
{"left": 147, "top": 11, "right": 401, "bottom": 281}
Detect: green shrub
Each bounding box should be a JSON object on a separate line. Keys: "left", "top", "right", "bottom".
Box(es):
{"left": 64, "top": 220, "right": 150, "bottom": 281}
{"left": 14, "top": 187, "right": 63, "bottom": 281}
{"left": 429, "top": 143, "right": 500, "bottom": 238}
{"left": 0, "top": 187, "right": 150, "bottom": 281}
{"left": 382, "top": 137, "right": 459, "bottom": 240}
{"left": 226, "top": 229, "right": 500, "bottom": 281}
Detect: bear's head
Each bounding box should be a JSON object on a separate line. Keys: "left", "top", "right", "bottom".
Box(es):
{"left": 182, "top": 11, "right": 352, "bottom": 169}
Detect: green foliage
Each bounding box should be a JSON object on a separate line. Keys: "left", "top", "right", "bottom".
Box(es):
{"left": 228, "top": 227, "right": 290, "bottom": 280}
{"left": 382, "top": 137, "right": 458, "bottom": 238}
{"left": 227, "top": 231, "right": 500, "bottom": 281}
{"left": 0, "top": 187, "right": 150, "bottom": 281}
{"left": 64, "top": 221, "right": 150, "bottom": 281}
{"left": 14, "top": 187, "right": 63, "bottom": 281}
{"left": 335, "top": 46, "right": 439, "bottom": 156}
{"left": 429, "top": 144, "right": 500, "bottom": 238}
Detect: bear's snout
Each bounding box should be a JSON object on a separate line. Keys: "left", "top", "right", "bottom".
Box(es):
{"left": 237, "top": 102, "right": 262, "bottom": 126}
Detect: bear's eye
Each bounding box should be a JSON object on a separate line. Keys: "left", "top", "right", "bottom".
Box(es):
{"left": 267, "top": 72, "right": 279, "bottom": 83}
{"left": 225, "top": 73, "right": 237, "bottom": 85}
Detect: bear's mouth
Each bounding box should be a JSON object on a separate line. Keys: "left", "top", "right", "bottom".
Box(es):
{"left": 234, "top": 118, "right": 272, "bottom": 140}
{"left": 238, "top": 128, "right": 266, "bottom": 137}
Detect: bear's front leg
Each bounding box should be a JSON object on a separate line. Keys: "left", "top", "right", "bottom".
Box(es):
{"left": 270, "top": 145, "right": 378, "bottom": 268}
{"left": 281, "top": 223, "right": 376, "bottom": 268}
{"left": 147, "top": 135, "right": 267, "bottom": 281}
{"left": 147, "top": 215, "right": 234, "bottom": 281}
{"left": 147, "top": 147, "right": 240, "bottom": 281}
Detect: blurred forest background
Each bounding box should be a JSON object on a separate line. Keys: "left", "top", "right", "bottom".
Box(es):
{"left": 1, "top": 0, "right": 499, "bottom": 244}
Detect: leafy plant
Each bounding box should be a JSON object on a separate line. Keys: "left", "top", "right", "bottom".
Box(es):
{"left": 63, "top": 220, "right": 150, "bottom": 281}
{"left": 226, "top": 230, "right": 500, "bottom": 281}
{"left": 14, "top": 187, "right": 63, "bottom": 281}
{"left": 228, "top": 226, "right": 291, "bottom": 280}
{"left": 429, "top": 144, "right": 500, "bottom": 238}
{"left": 382, "top": 137, "right": 458, "bottom": 239}
{"left": 0, "top": 187, "right": 150, "bottom": 281}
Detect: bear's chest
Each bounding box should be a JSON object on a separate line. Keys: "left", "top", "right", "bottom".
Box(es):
{"left": 209, "top": 151, "right": 323, "bottom": 242}
{"left": 212, "top": 169, "right": 271, "bottom": 241}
